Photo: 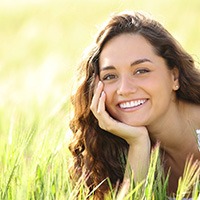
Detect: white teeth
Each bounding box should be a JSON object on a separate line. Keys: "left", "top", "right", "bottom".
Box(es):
{"left": 119, "top": 100, "right": 146, "bottom": 109}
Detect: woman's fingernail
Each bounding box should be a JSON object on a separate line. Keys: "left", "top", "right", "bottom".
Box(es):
{"left": 98, "top": 81, "right": 102, "bottom": 87}
{"left": 100, "top": 91, "right": 105, "bottom": 98}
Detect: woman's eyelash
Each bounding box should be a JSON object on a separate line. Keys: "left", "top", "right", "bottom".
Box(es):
{"left": 102, "top": 74, "right": 117, "bottom": 80}
{"left": 101, "top": 68, "right": 150, "bottom": 80}
{"left": 135, "top": 68, "right": 150, "bottom": 74}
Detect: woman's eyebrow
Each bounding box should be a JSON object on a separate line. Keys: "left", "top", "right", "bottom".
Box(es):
{"left": 100, "top": 58, "right": 152, "bottom": 72}
{"left": 100, "top": 65, "right": 116, "bottom": 71}
{"left": 131, "top": 58, "right": 152, "bottom": 66}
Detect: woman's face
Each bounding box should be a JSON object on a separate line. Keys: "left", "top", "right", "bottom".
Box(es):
{"left": 99, "top": 33, "right": 178, "bottom": 127}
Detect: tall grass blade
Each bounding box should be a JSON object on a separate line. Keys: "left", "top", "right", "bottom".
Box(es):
{"left": 176, "top": 156, "right": 200, "bottom": 200}
{"left": 144, "top": 144, "right": 160, "bottom": 200}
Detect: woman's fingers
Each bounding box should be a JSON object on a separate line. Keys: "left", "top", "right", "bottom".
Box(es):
{"left": 90, "top": 81, "right": 103, "bottom": 115}
{"left": 97, "top": 91, "right": 106, "bottom": 113}
{"left": 90, "top": 81, "right": 111, "bottom": 129}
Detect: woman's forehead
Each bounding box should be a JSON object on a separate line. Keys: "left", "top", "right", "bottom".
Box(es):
{"left": 99, "top": 34, "right": 156, "bottom": 67}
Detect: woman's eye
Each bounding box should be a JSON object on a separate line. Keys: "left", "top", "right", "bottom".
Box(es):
{"left": 135, "top": 69, "right": 150, "bottom": 75}
{"left": 102, "top": 74, "right": 117, "bottom": 81}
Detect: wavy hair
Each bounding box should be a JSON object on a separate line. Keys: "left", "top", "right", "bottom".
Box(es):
{"left": 68, "top": 11, "right": 200, "bottom": 199}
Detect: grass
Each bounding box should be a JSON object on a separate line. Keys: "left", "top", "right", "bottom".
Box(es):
{"left": 0, "top": 0, "right": 200, "bottom": 199}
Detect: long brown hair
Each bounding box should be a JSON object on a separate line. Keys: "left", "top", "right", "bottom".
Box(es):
{"left": 69, "top": 11, "right": 200, "bottom": 199}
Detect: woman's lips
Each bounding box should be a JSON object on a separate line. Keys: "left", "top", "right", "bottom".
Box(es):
{"left": 118, "top": 99, "right": 148, "bottom": 109}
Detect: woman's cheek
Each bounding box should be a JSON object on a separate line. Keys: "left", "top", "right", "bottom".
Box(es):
{"left": 103, "top": 84, "right": 117, "bottom": 111}
{"left": 103, "top": 90, "right": 111, "bottom": 108}
{"left": 103, "top": 87, "right": 112, "bottom": 104}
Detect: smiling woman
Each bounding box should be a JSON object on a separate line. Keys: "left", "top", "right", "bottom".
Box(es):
{"left": 99, "top": 34, "right": 178, "bottom": 127}
{"left": 68, "top": 11, "right": 200, "bottom": 199}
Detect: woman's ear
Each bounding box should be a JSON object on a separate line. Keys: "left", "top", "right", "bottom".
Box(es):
{"left": 172, "top": 67, "right": 180, "bottom": 90}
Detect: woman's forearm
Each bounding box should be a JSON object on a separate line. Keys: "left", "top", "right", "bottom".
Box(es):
{"left": 125, "top": 137, "right": 151, "bottom": 183}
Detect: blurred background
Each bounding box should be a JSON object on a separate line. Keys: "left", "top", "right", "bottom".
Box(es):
{"left": 0, "top": 0, "right": 200, "bottom": 130}
{"left": 0, "top": 2, "right": 199, "bottom": 198}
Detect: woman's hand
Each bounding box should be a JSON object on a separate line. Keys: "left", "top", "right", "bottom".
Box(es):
{"left": 90, "top": 80, "right": 151, "bottom": 182}
{"left": 90, "top": 80, "right": 149, "bottom": 145}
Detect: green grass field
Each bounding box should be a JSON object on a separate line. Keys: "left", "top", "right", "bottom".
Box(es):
{"left": 0, "top": 0, "right": 200, "bottom": 199}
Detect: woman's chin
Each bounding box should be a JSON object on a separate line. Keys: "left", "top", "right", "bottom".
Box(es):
{"left": 118, "top": 118, "right": 146, "bottom": 127}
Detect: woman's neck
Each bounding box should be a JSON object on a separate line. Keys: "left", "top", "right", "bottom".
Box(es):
{"left": 147, "top": 100, "right": 200, "bottom": 157}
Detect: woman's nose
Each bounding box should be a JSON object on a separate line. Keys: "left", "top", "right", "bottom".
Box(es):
{"left": 117, "top": 76, "right": 137, "bottom": 96}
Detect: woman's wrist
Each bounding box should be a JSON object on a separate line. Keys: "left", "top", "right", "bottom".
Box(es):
{"left": 128, "top": 131, "right": 150, "bottom": 147}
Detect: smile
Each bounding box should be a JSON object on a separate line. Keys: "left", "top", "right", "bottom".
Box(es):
{"left": 119, "top": 99, "right": 147, "bottom": 109}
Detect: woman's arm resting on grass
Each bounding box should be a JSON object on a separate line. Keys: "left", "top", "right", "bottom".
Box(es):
{"left": 125, "top": 135, "right": 151, "bottom": 183}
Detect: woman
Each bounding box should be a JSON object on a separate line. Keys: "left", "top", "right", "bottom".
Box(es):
{"left": 69, "top": 11, "right": 200, "bottom": 199}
